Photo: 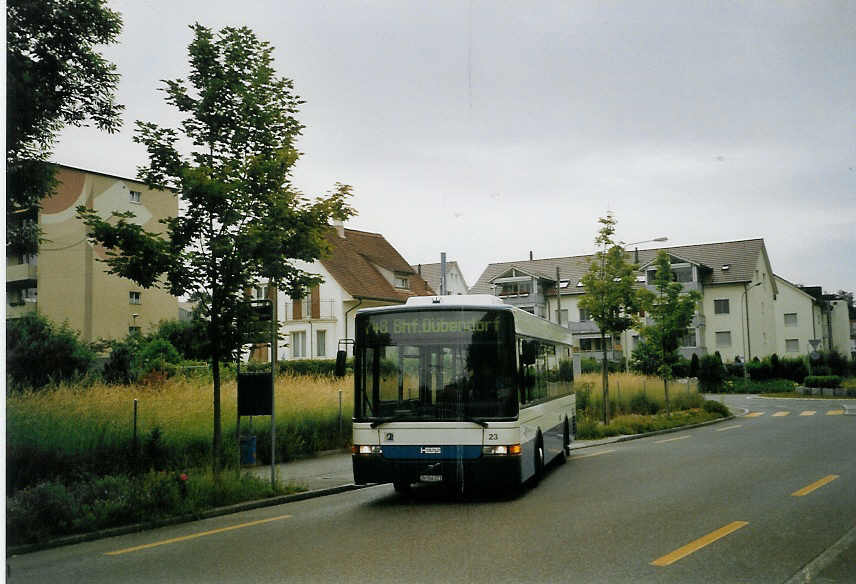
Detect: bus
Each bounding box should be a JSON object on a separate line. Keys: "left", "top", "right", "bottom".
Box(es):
{"left": 349, "top": 294, "right": 576, "bottom": 494}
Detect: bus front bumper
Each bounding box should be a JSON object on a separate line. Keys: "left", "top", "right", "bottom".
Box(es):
{"left": 352, "top": 454, "right": 522, "bottom": 490}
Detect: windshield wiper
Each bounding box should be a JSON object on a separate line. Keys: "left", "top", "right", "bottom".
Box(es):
{"left": 431, "top": 406, "right": 489, "bottom": 428}
{"left": 369, "top": 414, "right": 419, "bottom": 428}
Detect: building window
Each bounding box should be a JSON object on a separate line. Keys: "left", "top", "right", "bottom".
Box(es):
{"left": 579, "top": 308, "right": 591, "bottom": 322}
{"left": 520, "top": 306, "right": 535, "bottom": 314}
{"left": 129, "top": 190, "right": 141, "bottom": 203}
{"left": 555, "top": 309, "right": 568, "bottom": 325}
{"left": 672, "top": 266, "right": 693, "bottom": 283}
{"left": 292, "top": 331, "right": 306, "bottom": 358}
{"left": 316, "top": 330, "right": 326, "bottom": 357}
{"left": 580, "top": 337, "right": 612, "bottom": 352}
{"left": 394, "top": 275, "right": 409, "bottom": 289}
{"left": 129, "top": 291, "right": 141, "bottom": 305}
{"left": 715, "top": 331, "right": 732, "bottom": 348}
{"left": 784, "top": 313, "right": 798, "bottom": 327}
{"left": 680, "top": 328, "right": 697, "bottom": 348}
{"left": 714, "top": 299, "right": 730, "bottom": 314}
{"left": 785, "top": 338, "right": 800, "bottom": 353}
{"left": 497, "top": 280, "right": 531, "bottom": 297}
{"left": 254, "top": 285, "right": 269, "bottom": 300}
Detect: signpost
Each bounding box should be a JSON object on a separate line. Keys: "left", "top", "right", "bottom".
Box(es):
{"left": 237, "top": 298, "right": 276, "bottom": 489}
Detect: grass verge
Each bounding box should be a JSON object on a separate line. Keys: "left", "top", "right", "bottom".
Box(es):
{"left": 6, "top": 469, "right": 304, "bottom": 547}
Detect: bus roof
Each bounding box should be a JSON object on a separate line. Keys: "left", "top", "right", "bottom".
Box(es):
{"left": 355, "top": 295, "right": 572, "bottom": 344}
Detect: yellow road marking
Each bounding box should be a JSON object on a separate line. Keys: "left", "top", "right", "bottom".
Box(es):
{"left": 800, "top": 411, "right": 816, "bottom": 416}
{"left": 654, "top": 435, "right": 690, "bottom": 444}
{"left": 792, "top": 475, "right": 839, "bottom": 497}
{"left": 772, "top": 411, "right": 790, "bottom": 417}
{"left": 715, "top": 425, "right": 742, "bottom": 432}
{"left": 745, "top": 412, "right": 764, "bottom": 418}
{"left": 571, "top": 449, "right": 616, "bottom": 459}
{"left": 827, "top": 410, "right": 844, "bottom": 416}
{"left": 105, "top": 514, "right": 292, "bottom": 556}
{"left": 651, "top": 521, "right": 749, "bottom": 567}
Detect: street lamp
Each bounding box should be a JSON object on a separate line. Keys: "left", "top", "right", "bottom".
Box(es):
{"left": 620, "top": 236, "right": 669, "bottom": 264}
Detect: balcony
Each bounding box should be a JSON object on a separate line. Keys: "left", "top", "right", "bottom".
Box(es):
{"left": 7, "top": 300, "right": 37, "bottom": 318}
{"left": 284, "top": 299, "right": 336, "bottom": 321}
{"left": 6, "top": 262, "right": 37, "bottom": 286}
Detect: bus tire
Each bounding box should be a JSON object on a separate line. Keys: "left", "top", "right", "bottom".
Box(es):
{"left": 393, "top": 480, "right": 411, "bottom": 495}
{"left": 534, "top": 433, "right": 545, "bottom": 483}
{"left": 561, "top": 418, "right": 571, "bottom": 461}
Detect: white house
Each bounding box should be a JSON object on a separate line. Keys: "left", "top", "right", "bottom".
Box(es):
{"left": 410, "top": 261, "right": 470, "bottom": 296}
{"left": 256, "top": 223, "right": 434, "bottom": 361}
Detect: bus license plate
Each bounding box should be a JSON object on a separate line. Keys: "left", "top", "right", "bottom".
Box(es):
{"left": 419, "top": 474, "right": 443, "bottom": 483}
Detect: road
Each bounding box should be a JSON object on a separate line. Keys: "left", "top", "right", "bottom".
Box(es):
{"left": 8, "top": 395, "right": 855, "bottom": 583}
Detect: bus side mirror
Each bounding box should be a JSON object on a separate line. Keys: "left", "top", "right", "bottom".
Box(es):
{"left": 334, "top": 350, "right": 347, "bottom": 377}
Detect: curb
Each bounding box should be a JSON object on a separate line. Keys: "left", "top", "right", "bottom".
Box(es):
{"left": 7, "top": 483, "right": 372, "bottom": 557}
{"left": 569, "top": 414, "right": 735, "bottom": 450}
{"left": 9, "top": 413, "right": 735, "bottom": 556}
{"left": 784, "top": 523, "right": 856, "bottom": 584}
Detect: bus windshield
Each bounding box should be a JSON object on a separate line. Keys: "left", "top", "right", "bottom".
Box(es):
{"left": 355, "top": 310, "right": 517, "bottom": 421}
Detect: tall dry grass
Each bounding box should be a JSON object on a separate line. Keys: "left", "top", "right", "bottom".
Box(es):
{"left": 7, "top": 374, "right": 354, "bottom": 491}
{"left": 575, "top": 372, "right": 699, "bottom": 407}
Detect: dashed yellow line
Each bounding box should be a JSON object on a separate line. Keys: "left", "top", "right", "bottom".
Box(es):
{"left": 800, "top": 411, "right": 816, "bottom": 416}
{"left": 105, "top": 514, "right": 292, "bottom": 556}
{"left": 792, "top": 475, "right": 839, "bottom": 497}
{"left": 651, "top": 521, "right": 749, "bottom": 567}
{"left": 772, "top": 411, "right": 790, "bottom": 417}
{"left": 654, "top": 435, "right": 690, "bottom": 444}
{"left": 745, "top": 412, "right": 764, "bottom": 418}
{"left": 571, "top": 449, "right": 616, "bottom": 459}
{"left": 827, "top": 410, "right": 844, "bottom": 416}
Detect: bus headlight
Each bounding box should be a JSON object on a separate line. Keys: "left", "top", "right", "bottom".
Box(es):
{"left": 352, "top": 445, "right": 382, "bottom": 455}
{"left": 483, "top": 444, "right": 521, "bottom": 456}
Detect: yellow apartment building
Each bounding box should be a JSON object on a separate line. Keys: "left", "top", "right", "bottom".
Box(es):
{"left": 6, "top": 164, "right": 178, "bottom": 342}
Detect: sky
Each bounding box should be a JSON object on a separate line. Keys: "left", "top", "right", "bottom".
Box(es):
{"left": 53, "top": 1, "right": 856, "bottom": 293}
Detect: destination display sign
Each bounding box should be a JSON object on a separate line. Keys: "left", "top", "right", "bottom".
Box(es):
{"left": 365, "top": 312, "right": 502, "bottom": 336}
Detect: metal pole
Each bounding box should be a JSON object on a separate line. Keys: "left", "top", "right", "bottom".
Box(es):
{"left": 555, "top": 266, "right": 562, "bottom": 325}
{"left": 338, "top": 389, "right": 343, "bottom": 435}
{"left": 270, "top": 293, "right": 277, "bottom": 489}
{"left": 440, "top": 252, "right": 447, "bottom": 295}
{"left": 133, "top": 399, "right": 138, "bottom": 468}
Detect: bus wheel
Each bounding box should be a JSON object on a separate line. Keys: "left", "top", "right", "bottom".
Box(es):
{"left": 393, "top": 480, "right": 411, "bottom": 495}
{"left": 560, "top": 419, "right": 570, "bottom": 462}
{"left": 534, "top": 434, "right": 545, "bottom": 482}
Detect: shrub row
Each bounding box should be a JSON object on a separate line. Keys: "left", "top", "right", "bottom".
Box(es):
{"left": 803, "top": 375, "right": 843, "bottom": 389}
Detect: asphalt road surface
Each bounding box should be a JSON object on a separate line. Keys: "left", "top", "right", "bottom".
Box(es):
{"left": 8, "top": 395, "right": 855, "bottom": 583}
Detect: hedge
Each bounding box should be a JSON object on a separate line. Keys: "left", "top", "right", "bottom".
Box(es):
{"left": 803, "top": 375, "right": 843, "bottom": 389}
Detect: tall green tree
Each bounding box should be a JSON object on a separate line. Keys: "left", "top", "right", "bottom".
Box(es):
{"left": 78, "top": 24, "right": 355, "bottom": 473}
{"left": 635, "top": 250, "right": 700, "bottom": 414}
{"left": 578, "top": 214, "right": 640, "bottom": 424}
{"left": 6, "top": 0, "right": 124, "bottom": 254}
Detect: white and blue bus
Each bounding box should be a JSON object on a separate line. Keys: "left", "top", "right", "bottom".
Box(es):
{"left": 350, "top": 295, "right": 576, "bottom": 493}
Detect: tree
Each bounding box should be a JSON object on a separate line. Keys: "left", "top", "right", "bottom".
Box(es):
{"left": 578, "top": 214, "right": 640, "bottom": 424}
{"left": 635, "top": 251, "right": 700, "bottom": 414}
{"left": 6, "top": 0, "right": 124, "bottom": 254}
{"left": 78, "top": 24, "right": 355, "bottom": 473}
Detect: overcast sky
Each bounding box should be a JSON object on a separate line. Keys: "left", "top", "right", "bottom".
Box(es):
{"left": 54, "top": 1, "right": 856, "bottom": 293}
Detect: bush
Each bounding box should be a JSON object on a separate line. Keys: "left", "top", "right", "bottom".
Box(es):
{"left": 6, "top": 313, "right": 95, "bottom": 389}
{"left": 725, "top": 361, "right": 744, "bottom": 378}
{"left": 628, "top": 392, "right": 660, "bottom": 415}
{"left": 746, "top": 359, "right": 773, "bottom": 381}
{"left": 690, "top": 353, "right": 700, "bottom": 377}
{"left": 703, "top": 399, "right": 730, "bottom": 417}
{"left": 780, "top": 357, "right": 809, "bottom": 383}
{"left": 698, "top": 354, "right": 726, "bottom": 392}
{"left": 138, "top": 338, "right": 182, "bottom": 373}
{"left": 152, "top": 318, "right": 211, "bottom": 361}
{"left": 803, "top": 375, "right": 843, "bottom": 389}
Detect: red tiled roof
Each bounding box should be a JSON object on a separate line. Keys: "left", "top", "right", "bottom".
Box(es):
{"left": 320, "top": 227, "right": 435, "bottom": 302}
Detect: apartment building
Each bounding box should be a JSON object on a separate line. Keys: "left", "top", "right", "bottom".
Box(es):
{"left": 6, "top": 165, "right": 178, "bottom": 342}
{"left": 471, "top": 239, "right": 847, "bottom": 363}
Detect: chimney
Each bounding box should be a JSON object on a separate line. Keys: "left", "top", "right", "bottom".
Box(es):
{"left": 417, "top": 264, "right": 422, "bottom": 276}
{"left": 333, "top": 220, "right": 345, "bottom": 239}
{"left": 529, "top": 251, "right": 533, "bottom": 261}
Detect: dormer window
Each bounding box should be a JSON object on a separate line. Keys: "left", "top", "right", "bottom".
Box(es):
{"left": 559, "top": 279, "right": 570, "bottom": 288}
{"left": 721, "top": 264, "right": 730, "bottom": 271}
{"left": 394, "top": 275, "right": 409, "bottom": 289}
{"left": 576, "top": 280, "right": 584, "bottom": 287}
